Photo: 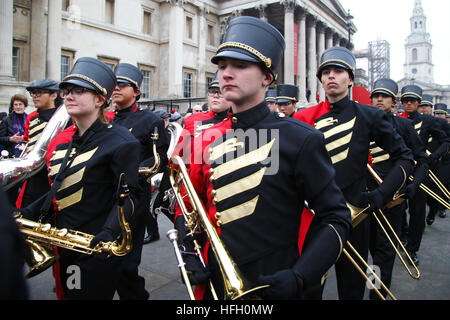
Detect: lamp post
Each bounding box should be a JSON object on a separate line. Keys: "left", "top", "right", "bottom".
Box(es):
{"left": 346, "top": 9, "right": 354, "bottom": 50}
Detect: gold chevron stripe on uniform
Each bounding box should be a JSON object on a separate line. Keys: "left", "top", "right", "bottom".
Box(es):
{"left": 69, "top": 147, "right": 98, "bottom": 168}
{"left": 214, "top": 167, "right": 267, "bottom": 203}
{"left": 321, "top": 117, "right": 356, "bottom": 140}
{"left": 315, "top": 117, "right": 339, "bottom": 130}
{"left": 211, "top": 139, "right": 275, "bottom": 180}
{"left": 28, "top": 122, "right": 46, "bottom": 136}
{"left": 414, "top": 121, "right": 422, "bottom": 135}
{"left": 27, "top": 132, "right": 42, "bottom": 145}
{"left": 56, "top": 187, "right": 83, "bottom": 211}
{"left": 29, "top": 118, "right": 41, "bottom": 128}
{"left": 52, "top": 148, "right": 76, "bottom": 162}
{"left": 58, "top": 167, "right": 86, "bottom": 192}
{"left": 217, "top": 195, "right": 259, "bottom": 225}
{"left": 326, "top": 132, "right": 353, "bottom": 153}
{"left": 372, "top": 153, "right": 390, "bottom": 164}
{"left": 195, "top": 123, "right": 215, "bottom": 137}
{"left": 331, "top": 148, "right": 349, "bottom": 164}
{"left": 209, "top": 137, "right": 245, "bottom": 162}
{"left": 370, "top": 146, "right": 384, "bottom": 155}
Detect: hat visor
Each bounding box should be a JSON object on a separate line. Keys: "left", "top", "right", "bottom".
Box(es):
{"left": 211, "top": 50, "right": 260, "bottom": 65}
{"left": 59, "top": 78, "right": 100, "bottom": 94}
{"left": 401, "top": 94, "right": 421, "bottom": 101}
{"left": 371, "top": 89, "right": 395, "bottom": 98}
{"left": 117, "top": 78, "right": 138, "bottom": 88}
{"left": 276, "top": 98, "right": 296, "bottom": 104}
{"left": 317, "top": 61, "right": 354, "bottom": 79}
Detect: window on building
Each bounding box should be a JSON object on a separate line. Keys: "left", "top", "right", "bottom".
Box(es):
{"left": 105, "top": 0, "right": 115, "bottom": 24}
{"left": 208, "top": 25, "right": 214, "bottom": 46}
{"left": 141, "top": 69, "right": 151, "bottom": 99}
{"left": 186, "top": 16, "right": 193, "bottom": 39}
{"left": 61, "top": 50, "right": 75, "bottom": 80}
{"left": 206, "top": 75, "right": 214, "bottom": 91}
{"left": 12, "top": 47, "right": 19, "bottom": 80}
{"left": 412, "top": 48, "right": 418, "bottom": 62}
{"left": 143, "top": 10, "right": 152, "bottom": 35}
{"left": 184, "top": 72, "right": 192, "bottom": 98}
{"left": 98, "top": 56, "right": 119, "bottom": 70}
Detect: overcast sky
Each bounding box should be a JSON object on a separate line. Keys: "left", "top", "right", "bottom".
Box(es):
{"left": 338, "top": 0, "right": 450, "bottom": 85}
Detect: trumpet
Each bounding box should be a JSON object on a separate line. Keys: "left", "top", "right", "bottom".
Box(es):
{"left": 366, "top": 164, "right": 421, "bottom": 280}
{"left": 168, "top": 155, "right": 268, "bottom": 300}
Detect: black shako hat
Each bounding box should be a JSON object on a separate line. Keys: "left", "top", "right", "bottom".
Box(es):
{"left": 434, "top": 103, "right": 448, "bottom": 114}
{"left": 209, "top": 71, "right": 220, "bottom": 89}
{"left": 401, "top": 85, "right": 422, "bottom": 102}
{"left": 59, "top": 57, "right": 117, "bottom": 100}
{"left": 265, "top": 88, "right": 277, "bottom": 102}
{"left": 420, "top": 94, "right": 433, "bottom": 106}
{"left": 114, "top": 63, "right": 143, "bottom": 89}
{"left": 317, "top": 46, "right": 356, "bottom": 80}
{"left": 371, "top": 78, "right": 398, "bottom": 99}
{"left": 26, "top": 78, "right": 59, "bottom": 92}
{"left": 276, "top": 84, "right": 298, "bottom": 103}
{"left": 211, "top": 16, "right": 285, "bottom": 81}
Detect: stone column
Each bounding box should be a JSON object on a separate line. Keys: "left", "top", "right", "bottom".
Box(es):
{"left": 306, "top": 16, "right": 317, "bottom": 103}
{"left": 282, "top": 0, "right": 295, "bottom": 84}
{"left": 257, "top": 4, "right": 268, "bottom": 22}
{"left": 333, "top": 34, "right": 340, "bottom": 47}
{"left": 317, "top": 23, "right": 326, "bottom": 102}
{"left": 325, "top": 28, "right": 334, "bottom": 49}
{"left": 47, "top": 0, "right": 62, "bottom": 80}
{"left": 197, "top": 5, "right": 207, "bottom": 97}
{"left": 297, "top": 12, "right": 307, "bottom": 104}
{"left": 30, "top": 0, "right": 46, "bottom": 81}
{"left": 0, "top": 0, "right": 14, "bottom": 80}
{"left": 168, "top": 0, "right": 184, "bottom": 97}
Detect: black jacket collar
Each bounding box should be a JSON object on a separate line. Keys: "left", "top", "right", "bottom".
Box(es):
{"left": 329, "top": 95, "right": 351, "bottom": 113}
{"left": 231, "top": 101, "right": 270, "bottom": 129}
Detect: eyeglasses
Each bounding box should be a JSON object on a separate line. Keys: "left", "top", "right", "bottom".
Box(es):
{"left": 116, "top": 82, "right": 132, "bottom": 89}
{"left": 29, "top": 89, "right": 51, "bottom": 97}
{"left": 60, "top": 86, "right": 94, "bottom": 98}
{"left": 207, "top": 89, "right": 222, "bottom": 97}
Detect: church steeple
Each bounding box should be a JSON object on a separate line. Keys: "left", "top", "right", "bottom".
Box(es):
{"left": 410, "top": 0, "right": 427, "bottom": 33}
{"left": 404, "top": 0, "right": 433, "bottom": 83}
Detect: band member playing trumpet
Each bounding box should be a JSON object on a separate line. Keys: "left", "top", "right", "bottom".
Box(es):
{"left": 174, "top": 16, "right": 351, "bottom": 300}
{"left": 368, "top": 78, "right": 428, "bottom": 298}
{"left": 19, "top": 57, "right": 140, "bottom": 300}
{"left": 111, "top": 63, "right": 169, "bottom": 299}
{"left": 294, "top": 47, "right": 414, "bottom": 300}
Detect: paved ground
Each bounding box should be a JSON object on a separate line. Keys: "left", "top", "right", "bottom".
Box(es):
{"left": 26, "top": 208, "right": 450, "bottom": 300}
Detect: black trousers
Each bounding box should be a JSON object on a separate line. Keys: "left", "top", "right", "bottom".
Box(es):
{"left": 426, "top": 160, "right": 449, "bottom": 219}
{"left": 405, "top": 188, "right": 427, "bottom": 253}
{"left": 368, "top": 202, "right": 404, "bottom": 300}
{"left": 334, "top": 217, "right": 370, "bottom": 300}
{"left": 117, "top": 186, "right": 150, "bottom": 300}
{"left": 59, "top": 249, "right": 123, "bottom": 300}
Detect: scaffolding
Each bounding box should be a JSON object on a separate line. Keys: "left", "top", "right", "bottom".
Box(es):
{"left": 368, "top": 40, "right": 390, "bottom": 91}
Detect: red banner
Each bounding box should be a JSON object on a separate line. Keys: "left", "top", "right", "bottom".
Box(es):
{"left": 294, "top": 23, "right": 298, "bottom": 76}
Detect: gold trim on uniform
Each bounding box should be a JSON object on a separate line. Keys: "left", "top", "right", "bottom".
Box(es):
{"left": 58, "top": 167, "right": 86, "bottom": 192}
{"left": 69, "top": 147, "right": 99, "bottom": 168}
{"left": 216, "top": 195, "right": 259, "bottom": 225}
{"left": 321, "top": 117, "right": 356, "bottom": 140}
{"left": 209, "top": 138, "right": 245, "bottom": 162}
{"left": 217, "top": 42, "right": 272, "bottom": 68}
{"left": 211, "top": 139, "right": 275, "bottom": 180}
{"left": 330, "top": 148, "right": 349, "bottom": 165}
{"left": 63, "top": 74, "right": 107, "bottom": 95}
{"left": 315, "top": 117, "right": 339, "bottom": 130}
{"left": 29, "top": 121, "right": 46, "bottom": 134}
{"left": 372, "top": 153, "right": 390, "bottom": 164}
{"left": 325, "top": 132, "right": 353, "bottom": 153}
{"left": 214, "top": 167, "right": 267, "bottom": 203}
{"left": 195, "top": 123, "right": 215, "bottom": 138}
{"left": 56, "top": 187, "right": 83, "bottom": 211}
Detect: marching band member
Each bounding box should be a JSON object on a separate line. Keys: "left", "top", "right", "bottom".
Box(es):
{"left": 175, "top": 16, "right": 351, "bottom": 300}
{"left": 265, "top": 88, "right": 278, "bottom": 112}
{"left": 294, "top": 47, "right": 415, "bottom": 299}
{"left": 19, "top": 57, "right": 140, "bottom": 300}
{"left": 399, "top": 85, "right": 449, "bottom": 264}
{"left": 111, "top": 63, "right": 169, "bottom": 299}
{"left": 276, "top": 84, "right": 298, "bottom": 118}
{"left": 16, "top": 79, "right": 64, "bottom": 208}
{"left": 368, "top": 78, "right": 428, "bottom": 299}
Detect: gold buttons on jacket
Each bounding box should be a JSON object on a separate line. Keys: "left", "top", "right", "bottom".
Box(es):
{"left": 232, "top": 117, "right": 238, "bottom": 123}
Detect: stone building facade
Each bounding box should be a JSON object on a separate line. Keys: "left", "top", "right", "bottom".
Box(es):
{"left": 0, "top": 0, "right": 355, "bottom": 113}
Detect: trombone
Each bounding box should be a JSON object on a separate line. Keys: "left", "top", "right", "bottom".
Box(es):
{"left": 366, "top": 164, "right": 421, "bottom": 280}
{"left": 168, "top": 155, "right": 268, "bottom": 300}
{"left": 425, "top": 150, "right": 450, "bottom": 200}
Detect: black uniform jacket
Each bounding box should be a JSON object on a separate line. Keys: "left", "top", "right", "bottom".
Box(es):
{"left": 407, "top": 111, "right": 449, "bottom": 163}
{"left": 22, "top": 120, "right": 141, "bottom": 236}
{"left": 111, "top": 103, "right": 169, "bottom": 170}
{"left": 427, "top": 117, "right": 450, "bottom": 163}
{"left": 183, "top": 101, "right": 351, "bottom": 289}
{"left": 370, "top": 113, "right": 428, "bottom": 180}
{"left": 294, "top": 96, "right": 414, "bottom": 208}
